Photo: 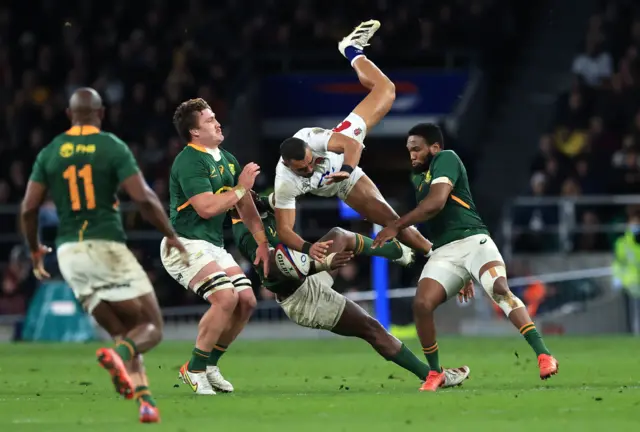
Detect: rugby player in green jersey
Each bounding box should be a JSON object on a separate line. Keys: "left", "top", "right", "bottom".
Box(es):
{"left": 161, "top": 98, "right": 269, "bottom": 395}
{"left": 21, "top": 88, "right": 186, "bottom": 423}
{"left": 231, "top": 190, "right": 470, "bottom": 387}
{"left": 373, "top": 123, "right": 559, "bottom": 391}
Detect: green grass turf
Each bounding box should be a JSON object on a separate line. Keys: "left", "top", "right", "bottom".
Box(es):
{"left": 0, "top": 336, "right": 638, "bottom": 431}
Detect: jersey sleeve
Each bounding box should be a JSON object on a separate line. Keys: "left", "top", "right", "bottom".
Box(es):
{"left": 430, "top": 151, "right": 461, "bottom": 187}
{"left": 274, "top": 169, "right": 303, "bottom": 209}
{"left": 294, "top": 127, "right": 333, "bottom": 154}
{"left": 176, "top": 155, "right": 213, "bottom": 198}
{"left": 29, "top": 148, "right": 48, "bottom": 185}
{"left": 109, "top": 135, "right": 141, "bottom": 183}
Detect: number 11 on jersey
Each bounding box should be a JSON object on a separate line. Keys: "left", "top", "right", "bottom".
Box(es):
{"left": 63, "top": 164, "right": 95, "bottom": 211}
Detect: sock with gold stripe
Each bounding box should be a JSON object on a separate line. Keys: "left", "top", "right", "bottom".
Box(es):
{"left": 354, "top": 234, "right": 403, "bottom": 260}
{"left": 520, "top": 323, "right": 551, "bottom": 356}
{"left": 207, "top": 344, "right": 228, "bottom": 367}
{"left": 134, "top": 386, "right": 157, "bottom": 407}
{"left": 422, "top": 342, "right": 441, "bottom": 372}
{"left": 115, "top": 338, "right": 137, "bottom": 362}
{"left": 188, "top": 348, "right": 210, "bottom": 372}
{"left": 387, "top": 344, "right": 431, "bottom": 380}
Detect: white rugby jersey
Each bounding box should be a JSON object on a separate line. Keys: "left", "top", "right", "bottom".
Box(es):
{"left": 274, "top": 127, "right": 348, "bottom": 209}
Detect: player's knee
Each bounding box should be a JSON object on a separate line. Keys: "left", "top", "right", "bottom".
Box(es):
{"left": 209, "top": 288, "right": 239, "bottom": 313}
{"left": 480, "top": 266, "right": 524, "bottom": 316}
{"left": 413, "top": 292, "right": 438, "bottom": 314}
{"left": 327, "top": 227, "right": 347, "bottom": 240}
{"left": 237, "top": 290, "right": 257, "bottom": 318}
{"left": 384, "top": 79, "right": 396, "bottom": 102}
{"left": 147, "top": 322, "right": 163, "bottom": 347}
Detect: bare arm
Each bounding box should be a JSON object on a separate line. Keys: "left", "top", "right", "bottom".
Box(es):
{"left": 188, "top": 187, "right": 246, "bottom": 220}
{"left": 275, "top": 208, "right": 308, "bottom": 252}
{"left": 121, "top": 172, "right": 180, "bottom": 238}
{"left": 393, "top": 183, "right": 452, "bottom": 230}
{"left": 326, "top": 133, "right": 363, "bottom": 169}
{"left": 235, "top": 193, "right": 267, "bottom": 244}
{"left": 20, "top": 181, "right": 48, "bottom": 252}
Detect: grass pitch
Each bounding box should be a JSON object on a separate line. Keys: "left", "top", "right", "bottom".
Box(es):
{"left": 0, "top": 337, "right": 638, "bottom": 431}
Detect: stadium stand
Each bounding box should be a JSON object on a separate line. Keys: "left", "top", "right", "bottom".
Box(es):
{"left": 0, "top": 0, "right": 537, "bottom": 311}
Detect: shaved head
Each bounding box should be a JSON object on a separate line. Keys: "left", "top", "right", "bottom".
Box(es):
{"left": 67, "top": 87, "right": 104, "bottom": 127}
{"left": 69, "top": 87, "right": 103, "bottom": 111}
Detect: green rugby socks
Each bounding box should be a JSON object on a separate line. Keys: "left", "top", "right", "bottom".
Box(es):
{"left": 422, "top": 342, "right": 441, "bottom": 373}
{"left": 354, "top": 233, "right": 402, "bottom": 260}
{"left": 207, "top": 344, "right": 228, "bottom": 367}
{"left": 188, "top": 348, "right": 210, "bottom": 372}
{"left": 520, "top": 323, "right": 551, "bottom": 356}
{"left": 387, "top": 344, "right": 431, "bottom": 380}
{"left": 115, "top": 338, "right": 137, "bottom": 362}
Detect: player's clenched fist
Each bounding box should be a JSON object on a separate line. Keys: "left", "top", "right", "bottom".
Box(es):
{"left": 238, "top": 163, "right": 261, "bottom": 190}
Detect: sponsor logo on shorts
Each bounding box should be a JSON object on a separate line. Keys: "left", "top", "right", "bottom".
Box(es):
{"left": 354, "top": 128, "right": 362, "bottom": 136}
{"left": 94, "top": 282, "right": 132, "bottom": 291}
{"left": 480, "top": 238, "right": 487, "bottom": 245}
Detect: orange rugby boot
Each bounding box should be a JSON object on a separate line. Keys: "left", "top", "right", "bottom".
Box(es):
{"left": 538, "top": 353, "right": 559, "bottom": 380}
{"left": 419, "top": 369, "right": 446, "bottom": 392}
{"left": 96, "top": 347, "right": 134, "bottom": 399}
{"left": 139, "top": 401, "right": 160, "bottom": 423}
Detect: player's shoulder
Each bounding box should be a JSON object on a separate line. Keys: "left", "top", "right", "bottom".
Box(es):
{"left": 219, "top": 147, "right": 239, "bottom": 163}
{"left": 433, "top": 149, "right": 462, "bottom": 165}
{"left": 173, "top": 144, "right": 207, "bottom": 166}
{"left": 293, "top": 127, "right": 330, "bottom": 141}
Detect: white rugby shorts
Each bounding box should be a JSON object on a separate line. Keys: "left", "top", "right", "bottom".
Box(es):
{"left": 160, "top": 237, "right": 242, "bottom": 293}
{"left": 278, "top": 272, "right": 346, "bottom": 330}
{"left": 57, "top": 240, "right": 154, "bottom": 313}
{"left": 419, "top": 234, "right": 505, "bottom": 297}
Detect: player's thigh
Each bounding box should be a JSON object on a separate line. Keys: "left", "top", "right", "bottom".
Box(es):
{"left": 465, "top": 235, "right": 506, "bottom": 283}
{"left": 343, "top": 174, "right": 400, "bottom": 225}
{"left": 419, "top": 256, "right": 469, "bottom": 301}
{"left": 278, "top": 273, "right": 345, "bottom": 330}
{"left": 57, "top": 240, "right": 154, "bottom": 314}
{"left": 333, "top": 112, "right": 367, "bottom": 144}
{"left": 161, "top": 238, "right": 237, "bottom": 299}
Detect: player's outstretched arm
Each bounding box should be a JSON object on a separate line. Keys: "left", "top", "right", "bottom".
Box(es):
{"left": 372, "top": 183, "right": 451, "bottom": 248}
{"left": 395, "top": 183, "right": 452, "bottom": 229}
{"left": 121, "top": 172, "right": 180, "bottom": 238}
{"left": 274, "top": 208, "right": 332, "bottom": 261}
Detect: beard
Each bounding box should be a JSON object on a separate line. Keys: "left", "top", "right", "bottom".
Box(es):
{"left": 411, "top": 157, "right": 431, "bottom": 174}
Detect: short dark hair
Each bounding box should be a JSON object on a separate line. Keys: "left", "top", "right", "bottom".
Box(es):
{"left": 280, "top": 137, "right": 308, "bottom": 161}
{"left": 173, "top": 98, "right": 211, "bottom": 143}
{"left": 408, "top": 123, "right": 444, "bottom": 148}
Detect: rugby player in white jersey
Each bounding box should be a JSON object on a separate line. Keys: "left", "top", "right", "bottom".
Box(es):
{"left": 274, "top": 20, "right": 432, "bottom": 263}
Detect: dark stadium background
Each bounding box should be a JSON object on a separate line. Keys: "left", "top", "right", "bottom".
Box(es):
{"left": 1, "top": 0, "right": 639, "bottom": 335}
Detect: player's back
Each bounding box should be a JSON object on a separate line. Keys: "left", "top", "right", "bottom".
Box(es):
{"left": 30, "top": 126, "right": 140, "bottom": 247}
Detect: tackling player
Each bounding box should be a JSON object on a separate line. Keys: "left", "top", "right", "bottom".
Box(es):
{"left": 373, "top": 123, "right": 559, "bottom": 391}
{"left": 231, "top": 190, "right": 470, "bottom": 387}
{"left": 274, "top": 20, "right": 432, "bottom": 262}
{"left": 21, "top": 88, "right": 185, "bottom": 422}
{"left": 161, "top": 98, "right": 269, "bottom": 395}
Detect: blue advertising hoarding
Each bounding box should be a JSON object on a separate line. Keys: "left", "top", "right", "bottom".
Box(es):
{"left": 262, "top": 71, "right": 469, "bottom": 138}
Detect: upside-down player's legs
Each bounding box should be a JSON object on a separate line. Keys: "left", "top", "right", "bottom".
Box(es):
{"left": 345, "top": 175, "right": 433, "bottom": 255}
{"left": 338, "top": 20, "right": 394, "bottom": 133}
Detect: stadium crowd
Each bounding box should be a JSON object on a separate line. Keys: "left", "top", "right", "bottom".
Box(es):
{"left": 0, "top": 0, "right": 525, "bottom": 313}
{"left": 517, "top": 0, "right": 640, "bottom": 253}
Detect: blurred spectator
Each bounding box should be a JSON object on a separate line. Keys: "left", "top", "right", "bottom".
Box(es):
{"left": 574, "top": 211, "right": 609, "bottom": 252}
{"left": 514, "top": 173, "right": 559, "bottom": 252}
{"left": 553, "top": 89, "right": 590, "bottom": 158}
{"left": 0, "top": 246, "right": 35, "bottom": 315}
{"left": 571, "top": 36, "right": 613, "bottom": 87}
{"left": 613, "top": 212, "right": 640, "bottom": 335}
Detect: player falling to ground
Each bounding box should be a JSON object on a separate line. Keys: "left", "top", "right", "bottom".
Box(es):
{"left": 231, "top": 190, "right": 470, "bottom": 387}
{"left": 274, "top": 20, "right": 432, "bottom": 263}
{"left": 20, "top": 88, "right": 187, "bottom": 422}
{"left": 161, "top": 98, "right": 269, "bottom": 395}
{"left": 373, "top": 123, "right": 559, "bottom": 392}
